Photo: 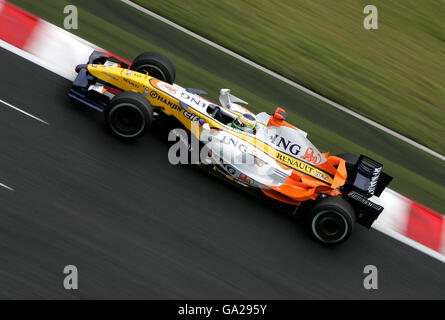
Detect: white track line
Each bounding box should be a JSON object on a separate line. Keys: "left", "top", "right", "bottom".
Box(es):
{"left": 0, "top": 182, "right": 14, "bottom": 191}
{"left": 121, "top": 0, "right": 445, "bottom": 162}
{"left": 0, "top": 98, "right": 48, "bottom": 125}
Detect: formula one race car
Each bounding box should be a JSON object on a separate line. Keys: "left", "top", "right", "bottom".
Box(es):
{"left": 69, "top": 51, "right": 392, "bottom": 245}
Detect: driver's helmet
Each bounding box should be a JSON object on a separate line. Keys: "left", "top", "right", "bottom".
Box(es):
{"left": 231, "top": 113, "right": 257, "bottom": 133}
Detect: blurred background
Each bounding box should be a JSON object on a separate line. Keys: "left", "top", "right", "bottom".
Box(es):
{"left": 10, "top": 0, "right": 445, "bottom": 213}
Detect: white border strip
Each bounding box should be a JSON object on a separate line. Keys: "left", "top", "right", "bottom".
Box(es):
{"left": 121, "top": 0, "right": 445, "bottom": 162}
{"left": 373, "top": 223, "right": 445, "bottom": 263}
{"left": 0, "top": 39, "right": 72, "bottom": 81}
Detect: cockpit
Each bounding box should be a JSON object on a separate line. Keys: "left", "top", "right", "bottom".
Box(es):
{"left": 206, "top": 104, "right": 258, "bottom": 134}
{"left": 206, "top": 103, "right": 235, "bottom": 125}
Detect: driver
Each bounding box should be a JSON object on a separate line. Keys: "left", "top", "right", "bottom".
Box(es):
{"left": 231, "top": 113, "right": 257, "bottom": 134}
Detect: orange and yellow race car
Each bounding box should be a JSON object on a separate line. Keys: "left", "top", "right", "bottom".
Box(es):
{"left": 69, "top": 51, "right": 392, "bottom": 245}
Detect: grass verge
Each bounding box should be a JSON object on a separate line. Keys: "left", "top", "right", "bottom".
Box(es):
{"left": 135, "top": 0, "right": 445, "bottom": 155}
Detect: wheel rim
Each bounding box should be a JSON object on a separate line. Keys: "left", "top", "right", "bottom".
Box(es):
{"left": 135, "top": 64, "right": 167, "bottom": 82}
{"left": 312, "top": 210, "right": 349, "bottom": 244}
{"left": 109, "top": 103, "right": 145, "bottom": 138}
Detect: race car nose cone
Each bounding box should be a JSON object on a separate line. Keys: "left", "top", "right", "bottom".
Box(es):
{"left": 75, "top": 64, "right": 87, "bottom": 73}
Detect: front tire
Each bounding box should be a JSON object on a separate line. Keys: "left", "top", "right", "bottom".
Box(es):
{"left": 306, "top": 196, "right": 355, "bottom": 245}
{"left": 130, "top": 52, "right": 176, "bottom": 84}
{"left": 104, "top": 91, "right": 153, "bottom": 140}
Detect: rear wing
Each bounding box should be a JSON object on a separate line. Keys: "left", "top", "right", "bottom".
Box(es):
{"left": 347, "top": 155, "right": 392, "bottom": 198}
{"left": 343, "top": 155, "right": 393, "bottom": 228}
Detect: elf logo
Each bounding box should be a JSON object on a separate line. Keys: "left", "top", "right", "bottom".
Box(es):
{"left": 183, "top": 110, "right": 201, "bottom": 121}
{"left": 270, "top": 134, "right": 301, "bottom": 156}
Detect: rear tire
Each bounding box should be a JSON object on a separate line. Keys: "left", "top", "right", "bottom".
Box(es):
{"left": 104, "top": 91, "right": 153, "bottom": 140}
{"left": 130, "top": 52, "right": 176, "bottom": 84}
{"left": 305, "top": 196, "right": 355, "bottom": 245}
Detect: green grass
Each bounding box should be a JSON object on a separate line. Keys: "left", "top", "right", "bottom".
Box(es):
{"left": 9, "top": 0, "right": 445, "bottom": 213}
{"left": 135, "top": 0, "right": 445, "bottom": 155}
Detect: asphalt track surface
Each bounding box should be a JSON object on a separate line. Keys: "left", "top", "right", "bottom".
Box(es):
{"left": 0, "top": 48, "right": 444, "bottom": 299}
